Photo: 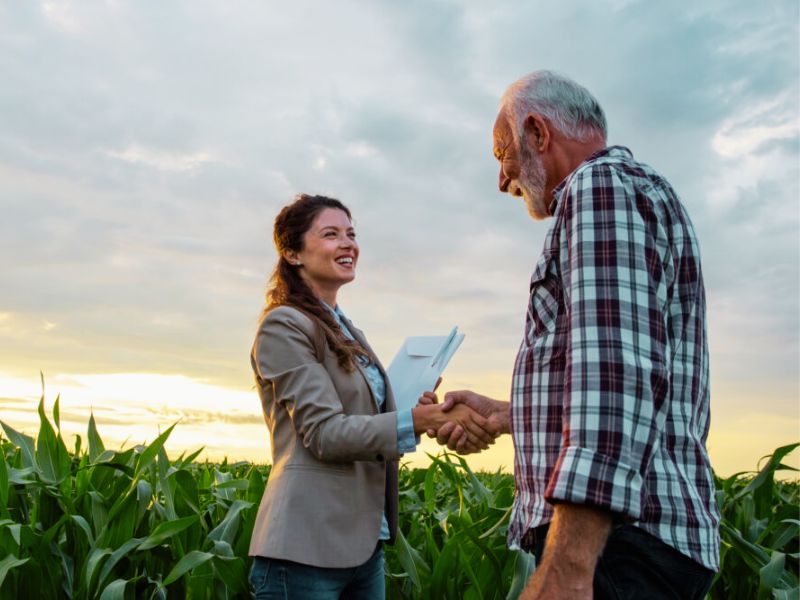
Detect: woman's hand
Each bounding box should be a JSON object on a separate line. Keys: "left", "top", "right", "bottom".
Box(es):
{"left": 416, "top": 377, "right": 442, "bottom": 438}
{"left": 417, "top": 391, "right": 438, "bottom": 406}
{"left": 411, "top": 401, "right": 498, "bottom": 452}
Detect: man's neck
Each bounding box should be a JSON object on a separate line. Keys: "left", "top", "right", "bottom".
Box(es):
{"left": 545, "top": 136, "right": 606, "bottom": 199}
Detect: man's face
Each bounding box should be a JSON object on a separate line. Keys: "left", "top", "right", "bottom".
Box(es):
{"left": 492, "top": 112, "right": 550, "bottom": 220}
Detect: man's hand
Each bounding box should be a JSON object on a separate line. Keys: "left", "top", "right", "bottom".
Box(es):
{"left": 411, "top": 399, "right": 496, "bottom": 451}
{"left": 441, "top": 403, "right": 497, "bottom": 451}
{"left": 520, "top": 504, "right": 612, "bottom": 600}
{"left": 428, "top": 390, "right": 510, "bottom": 454}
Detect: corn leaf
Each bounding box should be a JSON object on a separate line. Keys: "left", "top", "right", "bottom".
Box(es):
{"left": 506, "top": 550, "right": 536, "bottom": 600}
{"left": 759, "top": 551, "right": 787, "bottom": 591}
{"left": 87, "top": 412, "right": 106, "bottom": 463}
{"left": 395, "top": 528, "right": 424, "bottom": 592}
{"left": 0, "top": 422, "right": 35, "bottom": 471}
{"left": 96, "top": 537, "right": 143, "bottom": 591}
{"left": 138, "top": 515, "right": 198, "bottom": 550}
{"left": 98, "top": 579, "right": 128, "bottom": 600}
{"left": 208, "top": 500, "right": 252, "bottom": 545}
{"left": 212, "top": 555, "right": 246, "bottom": 593}
{"left": 134, "top": 424, "right": 176, "bottom": 476}
{"left": 36, "top": 396, "right": 70, "bottom": 484}
{"left": 0, "top": 554, "right": 28, "bottom": 589}
{"left": 0, "top": 453, "right": 8, "bottom": 512}
{"left": 162, "top": 550, "right": 214, "bottom": 586}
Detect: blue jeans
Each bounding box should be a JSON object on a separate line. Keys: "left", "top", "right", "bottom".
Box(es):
{"left": 249, "top": 544, "right": 385, "bottom": 600}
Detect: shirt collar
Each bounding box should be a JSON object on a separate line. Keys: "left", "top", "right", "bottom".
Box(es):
{"left": 549, "top": 145, "right": 633, "bottom": 214}
{"left": 321, "top": 300, "right": 344, "bottom": 319}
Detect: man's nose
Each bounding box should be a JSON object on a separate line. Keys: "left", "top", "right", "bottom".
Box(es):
{"left": 499, "top": 167, "right": 511, "bottom": 193}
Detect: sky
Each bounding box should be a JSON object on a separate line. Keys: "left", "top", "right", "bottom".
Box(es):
{"left": 0, "top": 0, "right": 798, "bottom": 476}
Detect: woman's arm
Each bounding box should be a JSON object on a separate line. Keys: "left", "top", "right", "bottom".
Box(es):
{"left": 254, "top": 307, "right": 398, "bottom": 463}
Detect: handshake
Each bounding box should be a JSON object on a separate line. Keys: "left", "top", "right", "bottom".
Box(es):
{"left": 411, "top": 387, "right": 510, "bottom": 454}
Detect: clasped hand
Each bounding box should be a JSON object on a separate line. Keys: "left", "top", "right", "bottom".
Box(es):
{"left": 416, "top": 389, "right": 507, "bottom": 453}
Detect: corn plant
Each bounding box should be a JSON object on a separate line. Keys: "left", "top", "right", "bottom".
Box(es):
{"left": 0, "top": 389, "right": 264, "bottom": 599}
{"left": 710, "top": 443, "right": 799, "bottom": 600}
{"left": 384, "top": 453, "right": 532, "bottom": 600}
{"left": 0, "top": 381, "right": 797, "bottom": 599}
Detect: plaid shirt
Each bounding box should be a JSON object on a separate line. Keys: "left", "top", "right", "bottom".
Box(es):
{"left": 508, "top": 146, "right": 720, "bottom": 571}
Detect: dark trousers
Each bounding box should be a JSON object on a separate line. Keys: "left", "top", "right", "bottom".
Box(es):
{"left": 522, "top": 524, "right": 715, "bottom": 600}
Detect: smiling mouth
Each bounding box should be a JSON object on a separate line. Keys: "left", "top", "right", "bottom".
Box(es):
{"left": 336, "top": 257, "right": 354, "bottom": 266}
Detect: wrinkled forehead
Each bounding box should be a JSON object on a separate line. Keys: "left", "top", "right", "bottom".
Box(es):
{"left": 493, "top": 111, "right": 515, "bottom": 148}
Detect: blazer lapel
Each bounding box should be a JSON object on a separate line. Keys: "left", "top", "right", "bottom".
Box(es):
{"left": 341, "top": 315, "right": 394, "bottom": 413}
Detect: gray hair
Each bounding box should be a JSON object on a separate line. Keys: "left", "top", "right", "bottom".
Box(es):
{"left": 500, "top": 70, "right": 607, "bottom": 143}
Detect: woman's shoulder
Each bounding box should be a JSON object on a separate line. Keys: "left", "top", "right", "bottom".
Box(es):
{"left": 255, "top": 305, "right": 327, "bottom": 359}
{"left": 259, "top": 305, "right": 317, "bottom": 336}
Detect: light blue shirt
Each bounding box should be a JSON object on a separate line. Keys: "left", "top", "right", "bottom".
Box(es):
{"left": 324, "top": 303, "right": 417, "bottom": 541}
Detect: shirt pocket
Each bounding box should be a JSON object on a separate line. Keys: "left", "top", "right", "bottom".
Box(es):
{"left": 525, "top": 252, "right": 562, "bottom": 345}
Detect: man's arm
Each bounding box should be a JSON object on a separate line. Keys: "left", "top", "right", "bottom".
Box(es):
{"left": 520, "top": 504, "right": 612, "bottom": 600}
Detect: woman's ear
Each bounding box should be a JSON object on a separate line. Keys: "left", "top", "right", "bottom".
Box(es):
{"left": 282, "top": 250, "right": 301, "bottom": 266}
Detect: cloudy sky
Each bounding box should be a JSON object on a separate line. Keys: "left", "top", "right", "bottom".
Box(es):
{"left": 1, "top": 0, "right": 797, "bottom": 474}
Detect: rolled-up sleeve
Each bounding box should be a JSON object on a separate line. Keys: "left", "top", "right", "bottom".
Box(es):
{"left": 544, "top": 165, "right": 670, "bottom": 520}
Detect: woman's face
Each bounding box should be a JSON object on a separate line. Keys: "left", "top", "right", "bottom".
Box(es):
{"left": 294, "top": 208, "right": 359, "bottom": 296}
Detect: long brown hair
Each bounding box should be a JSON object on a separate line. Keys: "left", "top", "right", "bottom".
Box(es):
{"left": 264, "top": 193, "right": 369, "bottom": 371}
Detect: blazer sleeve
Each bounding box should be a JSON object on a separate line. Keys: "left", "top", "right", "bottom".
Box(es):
{"left": 253, "top": 307, "right": 400, "bottom": 462}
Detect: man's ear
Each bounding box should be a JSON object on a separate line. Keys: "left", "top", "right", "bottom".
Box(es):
{"left": 524, "top": 113, "right": 550, "bottom": 153}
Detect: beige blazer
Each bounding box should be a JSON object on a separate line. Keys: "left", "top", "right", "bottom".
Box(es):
{"left": 248, "top": 305, "right": 401, "bottom": 568}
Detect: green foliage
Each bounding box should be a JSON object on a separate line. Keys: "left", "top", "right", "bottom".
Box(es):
{"left": 710, "top": 443, "right": 799, "bottom": 600}
{"left": 384, "top": 454, "right": 520, "bottom": 599}
{"left": 0, "top": 393, "right": 262, "bottom": 599}
{"left": 0, "top": 391, "right": 796, "bottom": 599}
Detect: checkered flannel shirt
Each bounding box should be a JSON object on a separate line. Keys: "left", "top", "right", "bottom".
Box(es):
{"left": 508, "top": 146, "right": 720, "bottom": 571}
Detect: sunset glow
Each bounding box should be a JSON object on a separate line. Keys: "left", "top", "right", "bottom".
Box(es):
{"left": 1, "top": 1, "right": 797, "bottom": 477}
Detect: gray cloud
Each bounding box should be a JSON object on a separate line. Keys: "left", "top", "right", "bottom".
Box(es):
{"left": 0, "top": 0, "right": 796, "bottom": 413}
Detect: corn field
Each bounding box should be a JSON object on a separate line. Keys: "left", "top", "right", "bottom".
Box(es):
{"left": 0, "top": 393, "right": 797, "bottom": 599}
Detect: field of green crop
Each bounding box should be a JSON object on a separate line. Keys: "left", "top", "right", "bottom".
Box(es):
{"left": 0, "top": 394, "right": 797, "bottom": 599}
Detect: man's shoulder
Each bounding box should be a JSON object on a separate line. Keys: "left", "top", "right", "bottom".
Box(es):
{"left": 566, "top": 146, "right": 671, "bottom": 194}
{"left": 573, "top": 146, "right": 636, "bottom": 177}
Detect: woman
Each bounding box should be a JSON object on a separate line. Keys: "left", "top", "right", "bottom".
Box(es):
{"left": 248, "top": 194, "right": 493, "bottom": 599}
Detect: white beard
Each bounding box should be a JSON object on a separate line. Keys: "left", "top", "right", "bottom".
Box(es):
{"left": 515, "top": 145, "right": 550, "bottom": 220}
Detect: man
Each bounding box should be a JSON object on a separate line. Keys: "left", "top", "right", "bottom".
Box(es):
{"left": 436, "top": 71, "right": 720, "bottom": 599}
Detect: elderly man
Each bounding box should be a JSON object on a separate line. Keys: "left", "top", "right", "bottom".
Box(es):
{"left": 436, "top": 71, "right": 720, "bottom": 599}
